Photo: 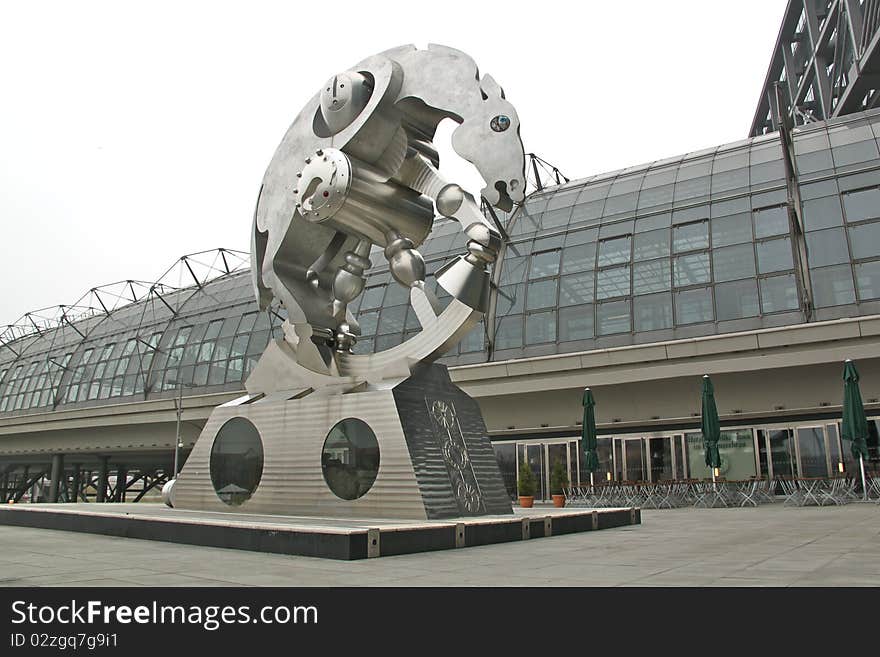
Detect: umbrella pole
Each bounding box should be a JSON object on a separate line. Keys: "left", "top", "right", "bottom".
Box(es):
{"left": 712, "top": 469, "right": 716, "bottom": 491}
{"left": 590, "top": 472, "right": 594, "bottom": 487}
{"left": 860, "top": 455, "right": 867, "bottom": 501}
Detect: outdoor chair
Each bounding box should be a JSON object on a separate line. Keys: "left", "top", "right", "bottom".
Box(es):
{"left": 691, "top": 481, "right": 711, "bottom": 508}
{"left": 640, "top": 481, "right": 660, "bottom": 509}
{"left": 654, "top": 482, "right": 675, "bottom": 509}
{"left": 780, "top": 477, "right": 804, "bottom": 507}
{"left": 755, "top": 478, "right": 776, "bottom": 503}
{"left": 820, "top": 477, "right": 850, "bottom": 506}
{"left": 736, "top": 479, "right": 760, "bottom": 507}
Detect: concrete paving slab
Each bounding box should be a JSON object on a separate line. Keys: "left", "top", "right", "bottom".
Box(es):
{"left": 0, "top": 502, "right": 876, "bottom": 586}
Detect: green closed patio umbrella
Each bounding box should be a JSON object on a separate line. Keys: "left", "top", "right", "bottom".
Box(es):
{"left": 841, "top": 359, "right": 869, "bottom": 500}
{"left": 701, "top": 375, "right": 722, "bottom": 486}
{"left": 581, "top": 388, "right": 600, "bottom": 486}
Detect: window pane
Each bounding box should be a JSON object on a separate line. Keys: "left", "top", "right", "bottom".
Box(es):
{"left": 170, "top": 329, "right": 193, "bottom": 351}
{"left": 541, "top": 208, "right": 572, "bottom": 229}
{"left": 558, "top": 305, "right": 594, "bottom": 341}
{"left": 756, "top": 237, "right": 794, "bottom": 273}
{"left": 711, "top": 212, "right": 752, "bottom": 247}
{"left": 559, "top": 272, "right": 594, "bottom": 306}
{"left": 495, "top": 315, "right": 523, "bottom": 349}
{"left": 360, "top": 286, "right": 385, "bottom": 310}
{"left": 802, "top": 196, "right": 844, "bottom": 231}
{"left": 352, "top": 338, "right": 374, "bottom": 355}
{"left": 753, "top": 205, "right": 789, "bottom": 238}
{"left": 843, "top": 187, "right": 880, "bottom": 223}
{"left": 806, "top": 228, "right": 850, "bottom": 267}
{"left": 855, "top": 260, "right": 880, "bottom": 300}
{"left": 525, "top": 311, "right": 556, "bottom": 345}
{"left": 561, "top": 244, "right": 595, "bottom": 273}
{"left": 358, "top": 310, "right": 379, "bottom": 336}
{"left": 634, "top": 293, "right": 673, "bottom": 331}
{"left": 529, "top": 250, "right": 561, "bottom": 278}
{"left": 383, "top": 283, "right": 410, "bottom": 306}
{"left": 633, "top": 228, "right": 670, "bottom": 261}
{"left": 760, "top": 274, "right": 799, "bottom": 313}
{"left": 674, "top": 287, "right": 714, "bottom": 324}
{"left": 635, "top": 213, "right": 671, "bottom": 232}
{"left": 499, "top": 255, "right": 528, "bottom": 285}
{"left": 497, "top": 283, "right": 525, "bottom": 315}
{"left": 597, "top": 300, "right": 631, "bottom": 335}
{"left": 711, "top": 167, "right": 749, "bottom": 195}
{"left": 633, "top": 259, "right": 671, "bottom": 294}
{"left": 849, "top": 222, "right": 880, "bottom": 260}
{"left": 208, "top": 363, "right": 226, "bottom": 385}
{"left": 713, "top": 244, "right": 756, "bottom": 282}
{"left": 564, "top": 228, "right": 598, "bottom": 246}
{"left": 831, "top": 132, "right": 880, "bottom": 166}
{"left": 377, "top": 306, "right": 407, "bottom": 334}
{"left": 596, "top": 265, "right": 631, "bottom": 300}
{"left": 810, "top": 265, "right": 856, "bottom": 307}
{"left": 204, "top": 320, "right": 223, "bottom": 340}
{"left": 375, "top": 333, "right": 403, "bottom": 351}
{"left": 597, "top": 236, "right": 631, "bottom": 266}
{"left": 527, "top": 279, "right": 558, "bottom": 310}
{"left": 715, "top": 279, "right": 760, "bottom": 320}
{"left": 673, "top": 221, "right": 709, "bottom": 252}
{"left": 674, "top": 252, "right": 710, "bottom": 286}
{"left": 459, "top": 324, "right": 485, "bottom": 353}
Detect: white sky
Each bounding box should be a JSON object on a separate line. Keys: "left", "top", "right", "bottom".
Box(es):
{"left": 0, "top": 0, "right": 788, "bottom": 325}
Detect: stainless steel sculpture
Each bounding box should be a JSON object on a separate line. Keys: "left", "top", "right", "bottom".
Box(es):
{"left": 169, "top": 45, "right": 524, "bottom": 519}
{"left": 250, "top": 43, "right": 525, "bottom": 382}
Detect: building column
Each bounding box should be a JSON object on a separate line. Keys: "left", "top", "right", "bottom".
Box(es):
{"left": 20, "top": 466, "right": 30, "bottom": 502}
{"left": 115, "top": 466, "right": 127, "bottom": 502}
{"left": 48, "top": 454, "right": 65, "bottom": 503}
{"left": 0, "top": 470, "right": 8, "bottom": 503}
{"left": 96, "top": 457, "right": 109, "bottom": 503}
{"left": 70, "top": 465, "right": 81, "bottom": 503}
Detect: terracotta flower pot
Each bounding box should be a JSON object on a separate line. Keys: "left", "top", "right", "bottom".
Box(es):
{"left": 552, "top": 494, "right": 566, "bottom": 508}
{"left": 519, "top": 495, "right": 534, "bottom": 508}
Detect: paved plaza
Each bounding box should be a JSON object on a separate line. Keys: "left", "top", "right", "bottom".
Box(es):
{"left": 0, "top": 503, "right": 878, "bottom": 587}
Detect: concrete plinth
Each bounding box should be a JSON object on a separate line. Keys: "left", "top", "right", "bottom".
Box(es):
{"left": 0, "top": 503, "right": 640, "bottom": 561}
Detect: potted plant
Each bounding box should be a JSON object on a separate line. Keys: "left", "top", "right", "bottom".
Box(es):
{"left": 517, "top": 460, "right": 537, "bottom": 508}
{"left": 550, "top": 460, "right": 569, "bottom": 508}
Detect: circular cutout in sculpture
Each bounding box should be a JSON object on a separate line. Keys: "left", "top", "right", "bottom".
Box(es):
{"left": 321, "top": 418, "right": 380, "bottom": 500}
{"left": 210, "top": 417, "right": 264, "bottom": 506}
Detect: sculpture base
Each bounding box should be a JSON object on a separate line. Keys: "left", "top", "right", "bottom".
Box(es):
{"left": 170, "top": 363, "right": 513, "bottom": 520}
{"left": 0, "top": 504, "right": 640, "bottom": 560}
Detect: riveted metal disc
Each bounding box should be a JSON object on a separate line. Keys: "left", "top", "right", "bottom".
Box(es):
{"left": 295, "top": 148, "right": 351, "bottom": 222}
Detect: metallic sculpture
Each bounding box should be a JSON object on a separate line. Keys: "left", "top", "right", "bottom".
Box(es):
{"left": 168, "top": 45, "right": 523, "bottom": 519}
{"left": 250, "top": 44, "right": 525, "bottom": 381}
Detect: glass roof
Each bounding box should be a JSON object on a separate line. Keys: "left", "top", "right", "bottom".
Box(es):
{"left": 3, "top": 109, "right": 880, "bottom": 417}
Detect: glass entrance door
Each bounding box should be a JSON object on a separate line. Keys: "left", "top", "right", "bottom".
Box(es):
{"left": 759, "top": 426, "right": 839, "bottom": 478}
{"left": 518, "top": 444, "right": 545, "bottom": 500}
{"left": 622, "top": 438, "right": 646, "bottom": 481}
{"left": 796, "top": 426, "right": 829, "bottom": 477}
{"left": 547, "top": 443, "right": 568, "bottom": 495}
{"left": 765, "top": 428, "right": 796, "bottom": 478}
{"left": 647, "top": 437, "right": 674, "bottom": 481}
{"left": 516, "top": 440, "right": 578, "bottom": 501}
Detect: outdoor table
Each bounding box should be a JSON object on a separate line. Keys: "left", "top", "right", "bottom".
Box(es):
{"left": 781, "top": 477, "right": 832, "bottom": 506}
{"left": 735, "top": 479, "right": 760, "bottom": 507}
{"left": 869, "top": 475, "right": 880, "bottom": 501}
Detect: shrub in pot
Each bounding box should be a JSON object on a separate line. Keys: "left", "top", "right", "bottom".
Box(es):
{"left": 550, "top": 460, "right": 569, "bottom": 508}
{"left": 518, "top": 460, "right": 537, "bottom": 508}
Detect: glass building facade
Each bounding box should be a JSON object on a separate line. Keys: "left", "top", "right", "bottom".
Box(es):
{"left": 3, "top": 109, "right": 880, "bottom": 412}
{"left": 0, "top": 270, "right": 287, "bottom": 416}
{"left": 342, "top": 110, "right": 880, "bottom": 368}
{"left": 2, "top": 108, "right": 880, "bottom": 501}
